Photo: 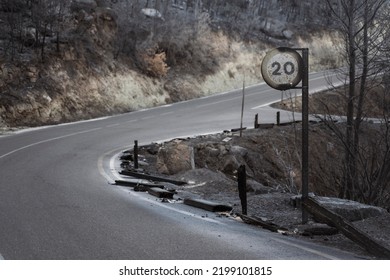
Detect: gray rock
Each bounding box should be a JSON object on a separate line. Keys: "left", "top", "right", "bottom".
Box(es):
{"left": 156, "top": 143, "right": 193, "bottom": 175}
{"left": 218, "top": 145, "right": 228, "bottom": 156}
{"left": 291, "top": 195, "right": 387, "bottom": 222}
{"left": 206, "top": 146, "right": 220, "bottom": 157}
{"left": 315, "top": 196, "right": 387, "bottom": 222}
{"left": 300, "top": 223, "right": 339, "bottom": 236}
{"left": 247, "top": 179, "right": 275, "bottom": 194}
{"left": 222, "top": 155, "right": 240, "bottom": 174}
{"left": 230, "top": 145, "right": 248, "bottom": 157}
{"left": 282, "top": 29, "right": 294, "bottom": 39}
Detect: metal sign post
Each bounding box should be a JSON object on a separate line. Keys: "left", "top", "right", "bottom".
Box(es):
{"left": 261, "top": 47, "right": 309, "bottom": 224}
{"left": 300, "top": 48, "right": 309, "bottom": 224}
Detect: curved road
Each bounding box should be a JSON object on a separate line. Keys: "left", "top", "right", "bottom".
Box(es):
{"left": 0, "top": 70, "right": 357, "bottom": 260}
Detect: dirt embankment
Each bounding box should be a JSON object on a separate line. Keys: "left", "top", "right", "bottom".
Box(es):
{"left": 140, "top": 121, "right": 389, "bottom": 208}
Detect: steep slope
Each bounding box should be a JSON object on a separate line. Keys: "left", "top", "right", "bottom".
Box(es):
{"left": 0, "top": 1, "right": 344, "bottom": 129}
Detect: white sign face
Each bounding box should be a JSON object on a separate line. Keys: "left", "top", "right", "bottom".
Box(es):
{"left": 261, "top": 48, "right": 303, "bottom": 90}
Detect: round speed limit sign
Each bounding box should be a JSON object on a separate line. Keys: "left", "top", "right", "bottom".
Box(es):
{"left": 261, "top": 47, "right": 303, "bottom": 90}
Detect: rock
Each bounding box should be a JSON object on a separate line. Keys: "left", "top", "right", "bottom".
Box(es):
{"left": 141, "top": 8, "right": 164, "bottom": 20}
{"left": 315, "top": 196, "right": 387, "bottom": 222}
{"left": 218, "top": 145, "right": 228, "bottom": 156}
{"left": 300, "top": 223, "right": 339, "bottom": 236}
{"left": 206, "top": 147, "right": 220, "bottom": 157}
{"left": 282, "top": 29, "right": 294, "bottom": 39}
{"left": 156, "top": 143, "right": 193, "bottom": 175}
{"left": 247, "top": 179, "right": 275, "bottom": 194}
{"left": 26, "top": 66, "right": 39, "bottom": 83}
{"left": 222, "top": 155, "right": 240, "bottom": 174}
{"left": 291, "top": 195, "right": 387, "bottom": 222}
{"left": 230, "top": 145, "right": 248, "bottom": 157}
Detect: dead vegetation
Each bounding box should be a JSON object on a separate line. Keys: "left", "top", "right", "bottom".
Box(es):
{"left": 0, "top": 0, "right": 346, "bottom": 129}
{"left": 272, "top": 84, "right": 390, "bottom": 210}
{"left": 139, "top": 48, "right": 169, "bottom": 78}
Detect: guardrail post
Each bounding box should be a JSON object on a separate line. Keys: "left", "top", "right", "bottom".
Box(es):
{"left": 254, "top": 113, "right": 259, "bottom": 128}
{"left": 237, "top": 165, "right": 247, "bottom": 215}
{"left": 134, "top": 140, "right": 139, "bottom": 169}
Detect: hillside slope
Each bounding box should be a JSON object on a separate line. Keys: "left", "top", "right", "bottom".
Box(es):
{"left": 0, "top": 0, "right": 344, "bottom": 129}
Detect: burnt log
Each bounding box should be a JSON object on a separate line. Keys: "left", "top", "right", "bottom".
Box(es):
{"left": 303, "top": 197, "right": 390, "bottom": 259}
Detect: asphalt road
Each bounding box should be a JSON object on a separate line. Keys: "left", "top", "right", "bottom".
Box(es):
{"left": 0, "top": 70, "right": 359, "bottom": 260}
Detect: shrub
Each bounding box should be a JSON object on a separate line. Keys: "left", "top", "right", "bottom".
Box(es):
{"left": 138, "top": 48, "right": 169, "bottom": 78}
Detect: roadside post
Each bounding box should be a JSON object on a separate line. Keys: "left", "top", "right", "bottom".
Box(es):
{"left": 261, "top": 47, "right": 309, "bottom": 224}
{"left": 240, "top": 78, "right": 246, "bottom": 137}
{"left": 254, "top": 113, "right": 259, "bottom": 128}
{"left": 237, "top": 165, "right": 247, "bottom": 215}
{"left": 134, "top": 140, "right": 139, "bottom": 170}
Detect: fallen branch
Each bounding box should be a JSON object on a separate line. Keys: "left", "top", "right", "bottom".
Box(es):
{"left": 239, "top": 214, "right": 285, "bottom": 233}
{"left": 120, "top": 170, "right": 187, "bottom": 186}
{"left": 303, "top": 197, "right": 390, "bottom": 259}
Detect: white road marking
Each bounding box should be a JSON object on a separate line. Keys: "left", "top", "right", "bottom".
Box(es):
{"left": 159, "top": 111, "right": 174, "bottom": 116}
{"left": 98, "top": 148, "right": 343, "bottom": 259}
{"left": 97, "top": 147, "right": 225, "bottom": 225}
{"left": 124, "top": 119, "right": 138, "bottom": 123}
{"left": 251, "top": 102, "right": 280, "bottom": 110}
{"left": 3, "top": 116, "right": 110, "bottom": 136}
{"left": 0, "top": 127, "right": 102, "bottom": 160}
{"left": 106, "top": 123, "right": 120, "bottom": 128}
{"left": 196, "top": 97, "right": 240, "bottom": 108}
{"left": 140, "top": 116, "right": 154, "bottom": 120}
{"left": 97, "top": 147, "right": 125, "bottom": 184}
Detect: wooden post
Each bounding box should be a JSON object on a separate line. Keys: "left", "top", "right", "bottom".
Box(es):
{"left": 134, "top": 140, "right": 139, "bottom": 169}
{"left": 276, "top": 111, "right": 280, "bottom": 126}
{"left": 237, "top": 165, "right": 247, "bottom": 215}
{"left": 254, "top": 113, "right": 259, "bottom": 128}
{"left": 240, "top": 78, "right": 246, "bottom": 137}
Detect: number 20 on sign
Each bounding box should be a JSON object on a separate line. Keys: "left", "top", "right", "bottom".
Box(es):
{"left": 261, "top": 47, "right": 303, "bottom": 90}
